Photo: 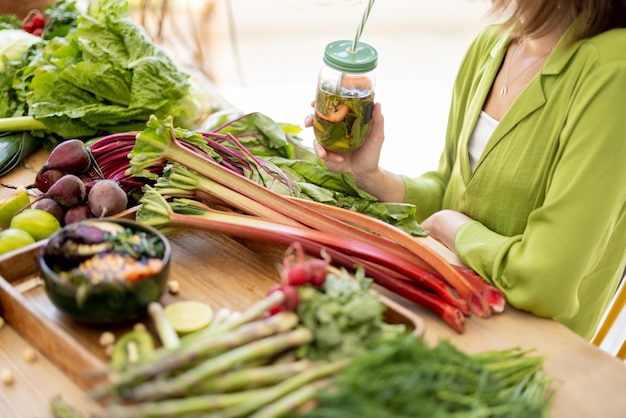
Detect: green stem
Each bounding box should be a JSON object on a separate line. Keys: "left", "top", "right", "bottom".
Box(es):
{"left": 191, "top": 360, "right": 314, "bottom": 394}
{"left": 148, "top": 302, "right": 180, "bottom": 350}
{"left": 211, "top": 359, "right": 350, "bottom": 418}
{"left": 101, "top": 389, "right": 266, "bottom": 418}
{"left": 125, "top": 328, "right": 314, "bottom": 402}
{"left": 249, "top": 377, "right": 332, "bottom": 418}
{"left": 0, "top": 116, "right": 47, "bottom": 131}
{"left": 90, "top": 310, "right": 297, "bottom": 401}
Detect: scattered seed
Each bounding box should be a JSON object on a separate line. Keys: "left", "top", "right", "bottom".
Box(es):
{"left": 167, "top": 279, "right": 180, "bottom": 294}
{"left": 1, "top": 369, "right": 14, "bottom": 385}
{"left": 133, "top": 322, "right": 147, "bottom": 332}
{"left": 99, "top": 331, "right": 115, "bottom": 347}
{"left": 104, "top": 344, "right": 115, "bottom": 358}
{"left": 23, "top": 348, "right": 37, "bottom": 363}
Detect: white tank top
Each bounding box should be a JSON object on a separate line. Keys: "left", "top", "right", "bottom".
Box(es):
{"left": 468, "top": 111, "right": 499, "bottom": 172}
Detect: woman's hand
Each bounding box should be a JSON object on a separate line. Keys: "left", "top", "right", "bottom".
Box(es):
{"left": 305, "top": 102, "right": 405, "bottom": 201}
{"left": 305, "top": 102, "right": 385, "bottom": 178}
{"left": 420, "top": 209, "right": 474, "bottom": 253}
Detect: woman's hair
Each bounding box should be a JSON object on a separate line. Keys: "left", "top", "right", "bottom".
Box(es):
{"left": 489, "top": 0, "right": 626, "bottom": 41}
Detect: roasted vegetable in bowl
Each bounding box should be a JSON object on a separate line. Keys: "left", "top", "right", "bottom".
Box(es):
{"left": 38, "top": 219, "right": 171, "bottom": 324}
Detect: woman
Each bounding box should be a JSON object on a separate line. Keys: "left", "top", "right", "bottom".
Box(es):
{"left": 308, "top": 0, "right": 626, "bottom": 340}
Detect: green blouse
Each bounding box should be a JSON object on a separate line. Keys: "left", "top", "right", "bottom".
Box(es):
{"left": 402, "top": 19, "right": 626, "bottom": 340}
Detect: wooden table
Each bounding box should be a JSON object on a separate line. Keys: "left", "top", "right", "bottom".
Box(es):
{"left": 1, "top": 149, "right": 626, "bottom": 418}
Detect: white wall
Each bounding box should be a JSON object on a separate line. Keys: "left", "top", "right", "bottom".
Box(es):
{"left": 211, "top": 1, "right": 493, "bottom": 175}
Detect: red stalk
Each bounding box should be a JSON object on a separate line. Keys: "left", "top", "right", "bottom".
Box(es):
{"left": 354, "top": 257, "right": 470, "bottom": 316}
{"left": 158, "top": 136, "right": 482, "bottom": 314}
{"left": 455, "top": 266, "right": 506, "bottom": 313}
{"left": 155, "top": 205, "right": 465, "bottom": 333}
{"left": 290, "top": 198, "right": 493, "bottom": 317}
{"left": 363, "top": 268, "right": 466, "bottom": 333}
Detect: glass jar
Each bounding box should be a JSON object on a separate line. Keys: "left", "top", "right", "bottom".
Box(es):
{"left": 313, "top": 40, "right": 378, "bottom": 152}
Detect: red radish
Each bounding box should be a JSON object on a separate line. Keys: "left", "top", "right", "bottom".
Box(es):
{"left": 35, "top": 168, "right": 64, "bottom": 193}
{"left": 31, "top": 14, "right": 45, "bottom": 29}
{"left": 43, "top": 139, "right": 92, "bottom": 175}
{"left": 88, "top": 180, "right": 128, "bottom": 218}
{"left": 266, "top": 284, "right": 300, "bottom": 315}
{"left": 281, "top": 242, "right": 330, "bottom": 287}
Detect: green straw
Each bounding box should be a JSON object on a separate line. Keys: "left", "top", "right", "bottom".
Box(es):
{"left": 349, "top": 0, "right": 376, "bottom": 53}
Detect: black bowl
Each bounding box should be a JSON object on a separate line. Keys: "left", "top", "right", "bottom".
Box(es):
{"left": 38, "top": 218, "right": 171, "bottom": 324}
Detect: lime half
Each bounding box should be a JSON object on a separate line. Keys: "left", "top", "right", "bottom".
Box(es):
{"left": 163, "top": 300, "right": 214, "bottom": 335}
{"left": 9, "top": 208, "right": 61, "bottom": 241}
{"left": 0, "top": 228, "right": 36, "bottom": 255}
{"left": 0, "top": 191, "right": 30, "bottom": 229}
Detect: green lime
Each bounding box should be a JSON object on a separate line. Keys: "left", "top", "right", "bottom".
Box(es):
{"left": 9, "top": 208, "right": 61, "bottom": 241}
{"left": 0, "top": 191, "right": 30, "bottom": 229}
{"left": 163, "top": 300, "right": 214, "bottom": 335}
{"left": 0, "top": 228, "right": 36, "bottom": 256}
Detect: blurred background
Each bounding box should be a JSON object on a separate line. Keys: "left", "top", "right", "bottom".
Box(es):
{"left": 133, "top": 0, "right": 493, "bottom": 175}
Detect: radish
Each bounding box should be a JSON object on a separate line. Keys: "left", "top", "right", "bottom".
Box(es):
{"left": 282, "top": 242, "right": 330, "bottom": 287}
{"left": 266, "top": 284, "right": 300, "bottom": 315}
{"left": 88, "top": 180, "right": 128, "bottom": 218}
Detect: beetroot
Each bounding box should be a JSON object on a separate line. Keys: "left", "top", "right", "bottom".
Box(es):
{"left": 33, "top": 198, "right": 66, "bottom": 225}
{"left": 64, "top": 205, "right": 94, "bottom": 225}
{"left": 43, "top": 174, "right": 87, "bottom": 208}
{"left": 17, "top": 174, "right": 87, "bottom": 217}
{"left": 44, "top": 139, "right": 91, "bottom": 175}
{"left": 35, "top": 168, "right": 64, "bottom": 193}
{"left": 88, "top": 180, "right": 128, "bottom": 218}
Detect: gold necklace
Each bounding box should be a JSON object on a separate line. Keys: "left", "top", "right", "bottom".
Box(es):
{"left": 500, "top": 42, "right": 551, "bottom": 96}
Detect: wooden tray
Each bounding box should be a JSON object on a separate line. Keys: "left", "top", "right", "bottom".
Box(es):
{"left": 0, "top": 228, "right": 425, "bottom": 393}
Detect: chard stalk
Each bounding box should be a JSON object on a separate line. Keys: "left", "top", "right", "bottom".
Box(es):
{"left": 156, "top": 163, "right": 302, "bottom": 226}
{"left": 129, "top": 117, "right": 489, "bottom": 317}
{"left": 136, "top": 188, "right": 467, "bottom": 333}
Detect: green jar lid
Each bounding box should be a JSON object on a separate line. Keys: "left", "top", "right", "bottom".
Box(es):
{"left": 323, "top": 40, "right": 378, "bottom": 73}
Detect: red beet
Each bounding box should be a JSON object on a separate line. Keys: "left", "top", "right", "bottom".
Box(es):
{"left": 45, "top": 174, "right": 87, "bottom": 208}
{"left": 16, "top": 174, "right": 86, "bottom": 217}
{"left": 35, "top": 167, "right": 64, "bottom": 193}
{"left": 88, "top": 180, "right": 128, "bottom": 218}
{"left": 44, "top": 139, "right": 92, "bottom": 175}
{"left": 33, "top": 198, "right": 66, "bottom": 225}
{"left": 64, "top": 205, "right": 94, "bottom": 225}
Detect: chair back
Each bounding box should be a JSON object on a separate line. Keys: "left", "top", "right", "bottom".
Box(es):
{"left": 592, "top": 272, "right": 626, "bottom": 360}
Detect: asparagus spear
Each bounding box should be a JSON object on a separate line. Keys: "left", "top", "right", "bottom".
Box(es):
{"left": 207, "top": 359, "right": 350, "bottom": 418}
{"left": 189, "top": 359, "right": 315, "bottom": 394}
{"left": 90, "top": 310, "right": 299, "bottom": 401}
{"left": 248, "top": 377, "right": 332, "bottom": 418}
{"left": 124, "top": 328, "right": 314, "bottom": 402}
{"left": 100, "top": 389, "right": 266, "bottom": 418}
{"left": 99, "top": 362, "right": 344, "bottom": 418}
